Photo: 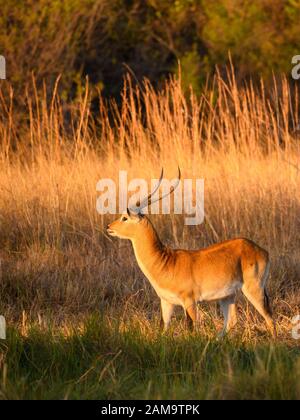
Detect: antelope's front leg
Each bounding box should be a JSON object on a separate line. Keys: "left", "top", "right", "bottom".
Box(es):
{"left": 185, "top": 301, "right": 197, "bottom": 331}
{"left": 218, "top": 295, "right": 237, "bottom": 337}
{"left": 160, "top": 299, "right": 175, "bottom": 331}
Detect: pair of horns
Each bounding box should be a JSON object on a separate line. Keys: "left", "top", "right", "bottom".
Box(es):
{"left": 128, "top": 167, "right": 181, "bottom": 214}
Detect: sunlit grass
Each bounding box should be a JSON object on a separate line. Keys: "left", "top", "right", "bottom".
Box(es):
{"left": 0, "top": 69, "right": 300, "bottom": 399}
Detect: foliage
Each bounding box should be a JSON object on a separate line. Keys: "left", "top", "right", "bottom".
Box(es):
{"left": 1, "top": 0, "right": 300, "bottom": 99}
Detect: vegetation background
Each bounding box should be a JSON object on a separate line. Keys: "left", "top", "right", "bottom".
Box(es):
{"left": 0, "top": 0, "right": 300, "bottom": 400}
{"left": 1, "top": 0, "right": 300, "bottom": 100}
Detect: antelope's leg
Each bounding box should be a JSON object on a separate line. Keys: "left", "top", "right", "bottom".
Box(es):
{"left": 219, "top": 295, "right": 237, "bottom": 337}
{"left": 242, "top": 286, "right": 276, "bottom": 338}
{"left": 160, "top": 299, "right": 175, "bottom": 331}
{"left": 185, "top": 301, "right": 197, "bottom": 331}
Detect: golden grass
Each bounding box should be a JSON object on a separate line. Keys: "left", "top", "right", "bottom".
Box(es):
{"left": 0, "top": 68, "right": 299, "bottom": 342}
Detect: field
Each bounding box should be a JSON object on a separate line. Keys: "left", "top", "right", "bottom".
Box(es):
{"left": 0, "top": 69, "right": 300, "bottom": 399}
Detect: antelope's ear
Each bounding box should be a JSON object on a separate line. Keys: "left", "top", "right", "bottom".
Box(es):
{"left": 127, "top": 207, "right": 142, "bottom": 219}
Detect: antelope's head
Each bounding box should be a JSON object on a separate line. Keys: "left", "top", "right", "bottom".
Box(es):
{"left": 107, "top": 168, "right": 181, "bottom": 240}
{"left": 107, "top": 208, "right": 145, "bottom": 240}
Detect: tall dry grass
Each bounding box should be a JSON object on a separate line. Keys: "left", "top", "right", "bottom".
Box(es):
{"left": 0, "top": 68, "right": 299, "bottom": 338}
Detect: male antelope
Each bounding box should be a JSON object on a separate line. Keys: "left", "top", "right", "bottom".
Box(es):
{"left": 107, "top": 169, "right": 275, "bottom": 337}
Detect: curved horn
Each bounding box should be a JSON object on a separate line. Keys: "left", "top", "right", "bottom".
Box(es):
{"left": 135, "top": 168, "right": 164, "bottom": 209}
{"left": 149, "top": 166, "right": 181, "bottom": 206}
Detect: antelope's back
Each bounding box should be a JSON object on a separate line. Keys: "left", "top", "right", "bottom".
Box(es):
{"left": 189, "top": 238, "right": 268, "bottom": 285}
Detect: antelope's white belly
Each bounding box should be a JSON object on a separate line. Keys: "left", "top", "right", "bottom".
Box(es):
{"left": 197, "top": 281, "right": 242, "bottom": 302}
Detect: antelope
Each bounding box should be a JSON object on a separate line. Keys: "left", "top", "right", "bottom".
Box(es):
{"left": 107, "top": 169, "right": 276, "bottom": 337}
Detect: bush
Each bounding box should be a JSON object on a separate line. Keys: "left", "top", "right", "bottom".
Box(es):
{"left": 0, "top": 0, "right": 300, "bottom": 102}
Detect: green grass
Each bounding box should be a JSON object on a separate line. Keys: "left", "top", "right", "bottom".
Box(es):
{"left": 1, "top": 314, "right": 300, "bottom": 400}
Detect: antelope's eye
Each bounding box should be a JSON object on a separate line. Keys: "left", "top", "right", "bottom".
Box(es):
{"left": 121, "top": 216, "right": 128, "bottom": 222}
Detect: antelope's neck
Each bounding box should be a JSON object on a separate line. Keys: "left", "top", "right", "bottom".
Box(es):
{"left": 131, "top": 221, "right": 170, "bottom": 286}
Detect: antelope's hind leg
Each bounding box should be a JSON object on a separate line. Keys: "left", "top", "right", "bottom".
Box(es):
{"left": 218, "top": 295, "right": 237, "bottom": 337}
{"left": 242, "top": 285, "right": 276, "bottom": 338}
